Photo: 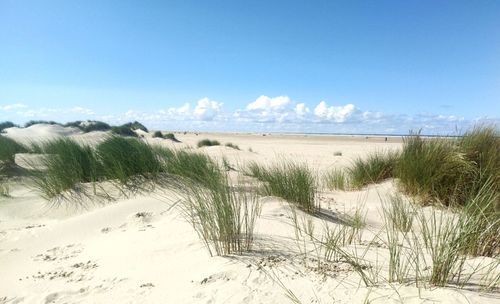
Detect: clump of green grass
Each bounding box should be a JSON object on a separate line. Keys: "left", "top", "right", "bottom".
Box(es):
{"left": 323, "top": 168, "right": 348, "bottom": 190}
{"left": 30, "top": 138, "right": 101, "bottom": 199}
{"left": 163, "top": 133, "right": 179, "bottom": 141}
{"left": 65, "top": 120, "right": 111, "bottom": 133}
{"left": 162, "top": 149, "right": 222, "bottom": 187}
{"left": 178, "top": 168, "right": 261, "bottom": 256}
{"left": 0, "top": 136, "right": 27, "bottom": 171}
{"left": 121, "top": 121, "right": 148, "bottom": 132}
{"left": 396, "top": 126, "right": 499, "bottom": 208}
{"left": 0, "top": 178, "right": 9, "bottom": 197}
{"left": 24, "top": 120, "right": 61, "bottom": 127}
{"left": 96, "top": 137, "right": 162, "bottom": 185}
{"left": 348, "top": 151, "right": 399, "bottom": 189}
{"left": 382, "top": 193, "right": 415, "bottom": 232}
{"left": 197, "top": 139, "right": 220, "bottom": 148}
{"left": 153, "top": 131, "right": 180, "bottom": 142}
{"left": 111, "top": 125, "right": 138, "bottom": 137}
{"left": 0, "top": 121, "right": 17, "bottom": 133}
{"left": 458, "top": 180, "right": 500, "bottom": 257}
{"left": 248, "top": 161, "right": 318, "bottom": 214}
{"left": 333, "top": 151, "right": 342, "bottom": 156}
{"left": 225, "top": 142, "right": 240, "bottom": 150}
{"left": 458, "top": 126, "right": 499, "bottom": 204}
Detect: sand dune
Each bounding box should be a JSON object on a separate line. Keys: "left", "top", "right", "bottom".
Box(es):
{"left": 0, "top": 129, "right": 498, "bottom": 303}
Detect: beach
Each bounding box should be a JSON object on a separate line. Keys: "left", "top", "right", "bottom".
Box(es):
{"left": 0, "top": 125, "right": 498, "bottom": 304}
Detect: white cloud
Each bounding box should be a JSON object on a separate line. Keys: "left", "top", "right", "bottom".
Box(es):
{"left": 193, "top": 97, "right": 223, "bottom": 121}
{"left": 237, "top": 95, "right": 311, "bottom": 123}
{"left": 313, "top": 101, "right": 356, "bottom": 122}
{"left": 0, "top": 103, "right": 28, "bottom": 111}
{"left": 0, "top": 96, "right": 496, "bottom": 135}
{"left": 71, "top": 106, "right": 95, "bottom": 115}
{"left": 295, "top": 103, "right": 309, "bottom": 117}
{"left": 246, "top": 95, "right": 291, "bottom": 111}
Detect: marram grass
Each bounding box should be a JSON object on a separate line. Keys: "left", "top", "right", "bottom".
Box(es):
{"left": 396, "top": 125, "right": 499, "bottom": 208}
{"left": 348, "top": 151, "right": 399, "bottom": 189}
{"left": 247, "top": 160, "right": 318, "bottom": 214}
{"left": 30, "top": 138, "right": 101, "bottom": 199}
{"left": 96, "top": 136, "right": 163, "bottom": 185}
{"left": 197, "top": 139, "right": 220, "bottom": 148}
{"left": 177, "top": 169, "right": 261, "bottom": 256}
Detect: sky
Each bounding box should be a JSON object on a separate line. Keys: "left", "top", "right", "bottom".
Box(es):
{"left": 1, "top": 0, "right": 499, "bottom": 134}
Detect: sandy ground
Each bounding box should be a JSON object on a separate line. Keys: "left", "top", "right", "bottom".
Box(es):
{"left": 1, "top": 126, "right": 498, "bottom": 303}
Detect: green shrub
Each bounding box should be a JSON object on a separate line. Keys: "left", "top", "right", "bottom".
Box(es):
{"left": 348, "top": 151, "right": 399, "bottom": 189}
{"left": 153, "top": 131, "right": 163, "bottom": 138}
{"left": 197, "top": 139, "right": 220, "bottom": 148}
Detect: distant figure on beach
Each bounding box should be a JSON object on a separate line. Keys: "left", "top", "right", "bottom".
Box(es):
{"left": 385, "top": 137, "right": 387, "bottom": 142}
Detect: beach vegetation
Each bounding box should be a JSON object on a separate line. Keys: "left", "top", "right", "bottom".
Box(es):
{"left": 348, "top": 151, "right": 399, "bottom": 189}
{"left": 0, "top": 121, "right": 17, "bottom": 133}
{"left": 24, "top": 120, "right": 61, "bottom": 128}
{"left": 247, "top": 161, "right": 318, "bottom": 214}
{"left": 96, "top": 136, "right": 162, "bottom": 185}
{"left": 323, "top": 168, "right": 348, "bottom": 190}
{"left": 225, "top": 142, "right": 240, "bottom": 150}
{"left": 197, "top": 138, "right": 221, "bottom": 148}
{"left": 30, "top": 138, "right": 101, "bottom": 199}
{"left": 178, "top": 168, "right": 261, "bottom": 256}
{"left": 65, "top": 120, "right": 111, "bottom": 133}
{"left": 0, "top": 136, "right": 27, "bottom": 171}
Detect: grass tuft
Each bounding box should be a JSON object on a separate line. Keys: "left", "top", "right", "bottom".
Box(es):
{"left": 30, "top": 138, "right": 101, "bottom": 199}
{"left": 65, "top": 120, "right": 111, "bottom": 133}
{"left": 178, "top": 169, "right": 261, "bottom": 256}
{"left": 247, "top": 161, "right": 318, "bottom": 214}
{"left": 153, "top": 131, "right": 180, "bottom": 142}
{"left": 396, "top": 126, "right": 499, "bottom": 208}
{"left": 323, "top": 168, "right": 348, "bottom": 190}
{"left": 225, "top": 142, "right": 240, "bottom": 150}
{"left": 348, "top": 151, "right": 399, "bottom": 189}
{"left": 96, "top": 136, "right": 162, "bottom": 185}
{"left": 0, "top": 121, "right": 17, "bottom": 133}
{"left": 197, "top": 139, "right": 221, "bottom": 148}
{"left": 162, "top": 149, "right": 222, "bottom": 187}
{"left": 24, "top": 120, "right": 61, "bottom": 128}
{"left": 0, "top": 136, "right": 27, "bottom": 172}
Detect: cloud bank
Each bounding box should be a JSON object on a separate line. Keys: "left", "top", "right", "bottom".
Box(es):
{"left": 1, "top": 96, "right": 497, "bottom": 135}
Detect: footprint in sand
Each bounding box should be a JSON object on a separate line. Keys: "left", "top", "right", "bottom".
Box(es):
{"left": 117, "top": 212, "right": 156, "bottom": 232}
{"left": 33, "top": 244, "right": 83, "bottom": 262}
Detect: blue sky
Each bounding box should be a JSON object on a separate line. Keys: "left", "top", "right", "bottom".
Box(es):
{"left": 1, "top": 0, "right": 499, "bottom": 134}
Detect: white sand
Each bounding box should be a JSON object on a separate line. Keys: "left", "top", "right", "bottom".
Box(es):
{"left": 0, "top": 126, "right": 498, "bottom": 303}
